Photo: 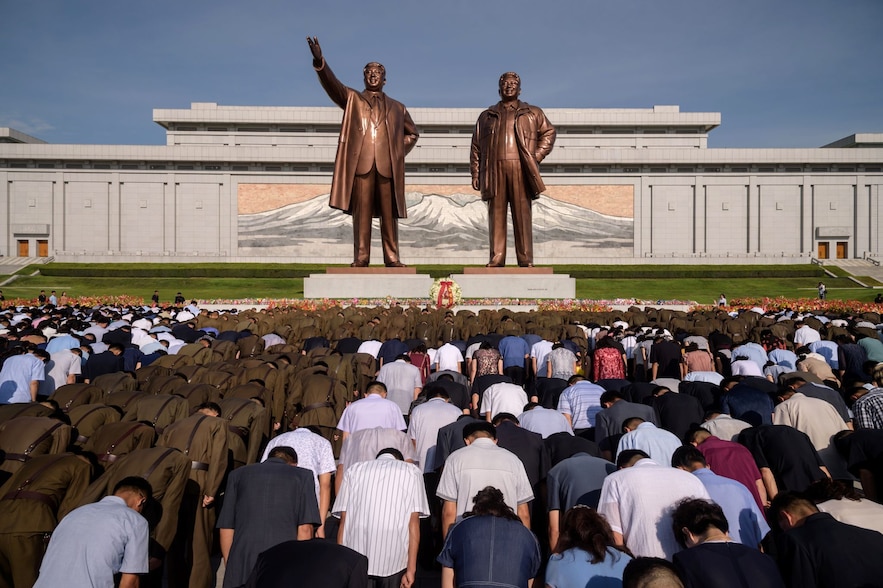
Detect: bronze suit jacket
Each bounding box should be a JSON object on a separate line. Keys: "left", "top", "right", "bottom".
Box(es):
{"left": 314, "top": 58, "right": 418, "bottom": 218}
{"left": 470, "top": 100, "right": 556, "bottom": 201}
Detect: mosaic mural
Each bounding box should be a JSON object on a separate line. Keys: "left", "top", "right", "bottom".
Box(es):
{"left": 238, "top": 184, "right": 634, "bottom": 262}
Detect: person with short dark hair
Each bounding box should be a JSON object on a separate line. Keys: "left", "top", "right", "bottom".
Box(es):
{"left": 333, "top": 447, "right": 428, "bottom": 588}
{"left": 598, "top": 451, "right": 710, "bottom": 559}
{"left": 671, "top": 445, "right": 769, "bottom": 547}
{"left": 35, "top": 476, "right": 151, "bottom": 588}
{"left": 436, "top": 422, "right": 533, "bottom": 538}
{"left": 83, "top": 342, "right": 125, "bottom": 384}
{"left": 217, "top": 443, "right": 319, "bottom": 588}
{"left": 804, "top": 477, "right": 883, "bottom": 534}
{"left": 260, "top": 424, "right": 336, "bottom": 537}
{"left": 438, "top": 487, "right": 541, "bottom": 587}
{"left": 688, "top": 427, "right": 767, "bottom": 511}
{"left": 376, "top": 351, "right": 422, "bottom": 416}
{"left": 407, "top": 386, "right": 463, "bottom": 473}
{"left": 616, "top": 417, "right": 682, "bottom": 467}
{"left": 772, "top": 385, "right": 850, "bottom": 479}
{"left": 157, "top": 403, "right": 228, "bottom": 587}
{"left": 670, "top": 498, "right": 783, "bottom": 588}
{"left": 0, "top": 346, "right": 46, "bottom": 403}
{"left": 772, "top": 491, "right": 883, "bottom": 587}
{"left": 622, "top": 557, "right": 684, "bottom": 588}
{"left": 546, "top": 505, "right": 632, "bottom": 587}
{"left": 337, "top": 381, "right": 406, "bottom": 443}
{"left": 594, "top": 391, "right": 659, "bottom": 459}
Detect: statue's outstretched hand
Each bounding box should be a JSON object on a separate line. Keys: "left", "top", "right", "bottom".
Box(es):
{"left": 307, "top": 36, "right": 322, "bottom": 63}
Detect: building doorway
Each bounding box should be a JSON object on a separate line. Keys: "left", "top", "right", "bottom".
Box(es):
{"left": 17, "top": 240, "right": 29, "bottom": 257}
{"left": 836, "top": 241, "right": 848, "bottom": 259}
{"left": 817, "top": 242, "right": 829, "bottom": 259}
{"left": 37, "top": 240, "right": 49, "bottom": 257}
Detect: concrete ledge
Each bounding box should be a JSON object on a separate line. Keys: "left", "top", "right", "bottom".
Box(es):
{"left": 451, "top": 273, "right": 575, "bottom": 299}
{"left": 462, "top": 267, "right": 553, "bottom": 275}
{"left": 304, "top": 273, "right": 433, "bottom": 299}
{"left": 326, "top": 267, "right": 416, "bottom": 275}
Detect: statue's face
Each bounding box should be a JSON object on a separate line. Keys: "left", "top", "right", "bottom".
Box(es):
{"left": 363, "top": 63, "right": 386, "bottom": 92}
{"left": 499, "top": 74, "right": 521, "bottom": 101}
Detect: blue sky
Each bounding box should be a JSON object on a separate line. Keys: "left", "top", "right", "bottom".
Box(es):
{"left": 2, "top": 0, "right": 881, "bottom": 148}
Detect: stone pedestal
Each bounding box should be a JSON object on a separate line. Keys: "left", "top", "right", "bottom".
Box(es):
{"left": 452, "top": 268, "right": 575, "bottom": 299}
{"left": 304, "top": 267, "right": 433, "bottom": 299}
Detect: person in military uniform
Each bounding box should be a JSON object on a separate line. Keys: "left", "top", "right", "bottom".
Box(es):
{"left": 0, "top": 452, "right": 93, "bottom": 587}
{"left": 68, "top": 403, "right": 122, "bottom": 446}
{"left": 83, "top": 420, "right": 156, "bottom": 472}
{"left": 122, "top": 393, "right": 191, "bottom": 434}
{"left": 49, "top": 382, "right": 104, "bottom": 413}
{"left": 0, "top": 415, "right": 72, "bottom": 477}
{"left": 157, "top": 402, "right": 229, "bottom": 588}
{"left": 218, "top": 396, "right": 270, "bottom": 468}
{"left": 79, "top": 446, "right": 192, "bottom": 588}
{"left": 286, "top": 363, "right": 349, "bottom": 457}
{"left": 0, "top": 401, "right": 56, "bottom": 424}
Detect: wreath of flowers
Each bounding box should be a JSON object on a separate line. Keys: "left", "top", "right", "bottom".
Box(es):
{"left": 429, "top": 277, "right": 462, "bottom": 308}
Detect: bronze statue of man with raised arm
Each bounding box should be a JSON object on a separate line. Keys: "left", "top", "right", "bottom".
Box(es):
{"left": 307, "top": 36, "right": 419, "bottom": 267}
{"left": 471, "top": 72, "right": 556, "bottom": 267}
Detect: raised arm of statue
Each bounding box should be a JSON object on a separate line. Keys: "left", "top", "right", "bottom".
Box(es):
{"left": 307, "top": 36, "right": 323, "bottom": 66}
{"left": 307, "top": 36, "right": 348, "bottom": 110}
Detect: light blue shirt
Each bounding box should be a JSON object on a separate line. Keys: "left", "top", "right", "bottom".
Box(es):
{"left": 519, "top": 407, "right": 574, "bottom": 439}
{"left": 35, "top": 495, "right": 149, "bottom": 588}
{"left": 691, "top": 468, "right": 769, "bottom": 548}
{"left": 809, "top": 340, "right": 839, "bottom": 369}
{"left": 0, "top": 353, "right": 45, "bottom": 404}
{"left": 616, "top": 422, "right": 682, "bottom": 466}
{"left": 768, "top": 348, "right": 798, "bottom": 370}
{"left": 45, "top": 334, "right": 81, "bottom": 354}
{"left": 730, "top": 342, "right": 769, "bottom": 372}
{"left": 546, "top": 547, "right": 631, "bottom": 588}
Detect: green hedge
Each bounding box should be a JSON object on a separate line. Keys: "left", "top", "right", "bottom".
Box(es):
{"left": 37, "top": 263, "right": 825, "bottom": 280}
{"left": 556, "top": 265, "right": 825, "bottom": 279}
{"left": 39, "top": 263, "right": 321, "bottom": 279}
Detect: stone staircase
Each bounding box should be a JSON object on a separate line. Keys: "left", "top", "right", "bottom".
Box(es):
{"left": 0, "top": 256, "right": 53, "bottom": 280}
{"left": 821, "top": 258, "right": 883, "bottom": 287}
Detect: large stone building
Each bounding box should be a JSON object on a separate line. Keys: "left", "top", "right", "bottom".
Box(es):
{"left": 1, "top": 103, "right": 881, "bottom": 265}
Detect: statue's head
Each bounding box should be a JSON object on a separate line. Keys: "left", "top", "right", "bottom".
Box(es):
{"left": 498, "top": 72, "right": 521, "bottom": 101}
{"left": 363, "top": 62, "right": 386, "bottom": 92}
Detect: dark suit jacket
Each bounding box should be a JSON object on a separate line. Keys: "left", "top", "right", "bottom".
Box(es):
{"left": 217, "top": 459, "right": 320, "bottom": 588}
{"left": 244, "top": 539, "right": 368, "bottom": 588}
{"left": 495, "top": 421, "right": 549, "bottom": 489}
{"left": 778, "top": 512, "right": 883, "bottom": 588}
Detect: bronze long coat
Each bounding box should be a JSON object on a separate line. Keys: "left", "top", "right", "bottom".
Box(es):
{"left": 470, "top": 100, "right": 556, "bottom": 201}
{"left": 314, "top": 58, "right": 418, "bottom": 218}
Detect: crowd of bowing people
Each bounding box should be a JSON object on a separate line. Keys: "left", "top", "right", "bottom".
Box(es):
{"left": 0, "top": 299, "right": 883, "bottom": 586}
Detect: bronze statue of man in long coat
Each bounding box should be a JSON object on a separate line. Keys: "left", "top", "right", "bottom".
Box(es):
{"left": 471, "top": 72, "right": 556, "bottom": 267}
{"left": 307, "top": 37, "right": 418, "bottom": 267}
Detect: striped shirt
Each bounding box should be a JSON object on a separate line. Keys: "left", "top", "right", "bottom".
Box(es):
{"left": 332, "top": 455, "right": 430, "bottom": 577}
{"left": 557, "top": 381, "right": 606, "bottom": 429}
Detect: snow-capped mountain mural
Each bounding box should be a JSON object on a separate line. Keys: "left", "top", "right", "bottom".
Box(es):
{"left": 238, "top": 189, "right": 634, "bottom": 262}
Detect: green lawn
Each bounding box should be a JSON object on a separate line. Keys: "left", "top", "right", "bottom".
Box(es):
{"left": 0, "top": 277, "right": 305, "bottom": 303}
{"left": 0, "top": 263, "right": 876, "bottom": 303}
{"left": 574, "top": 277, "right": 871, "bottom": 303}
